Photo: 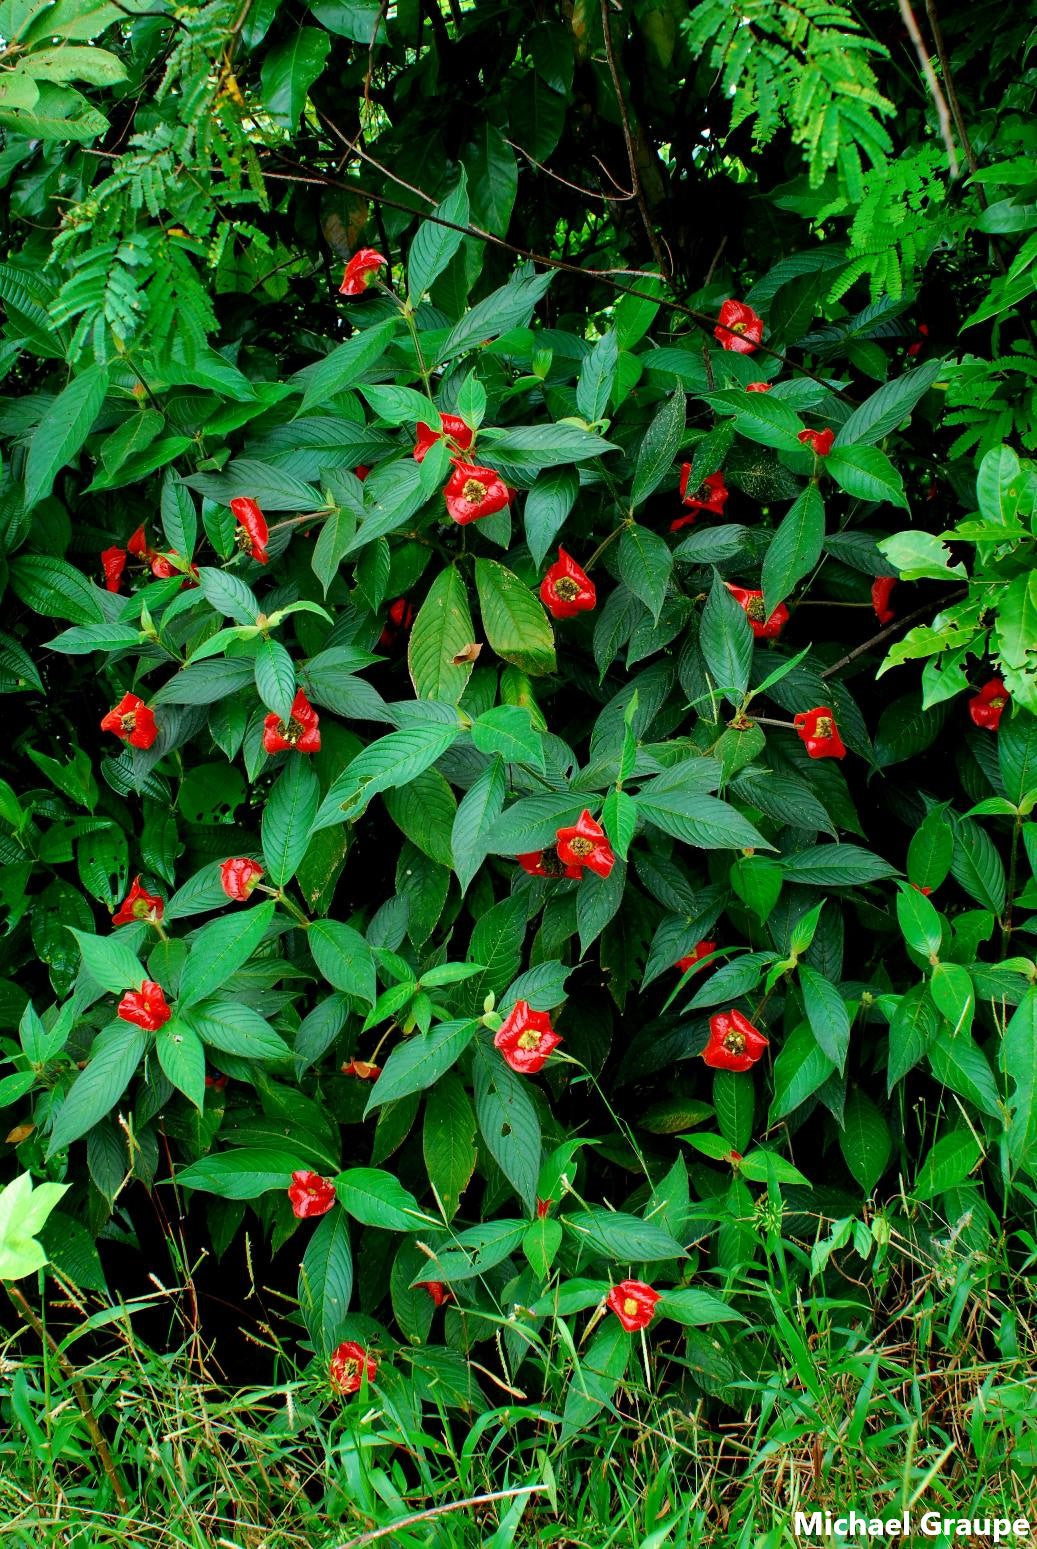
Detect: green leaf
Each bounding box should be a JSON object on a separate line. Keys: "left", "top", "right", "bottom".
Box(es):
{"left": 178, "top": 901, "right": 275, "bottom": 1009}
{"left": 833, "top": 360, "right": 944, "bottom": 447}
{"left": 799, "top": 964, "right": 851, "bottom": 1071}
{"left": 524, "top": 466, "right": 579, "bottom": 569}
{"left": 907, "top": 806, "right": 954, "bottom": 891}
{"left": 887, "top": 983, "right": 937, "bottom": 1090}
{"left": 706, "top": 389, "right": 804, "bottom": 450}
{"left": 929, "top": 1027, "right": 998, "bottom": 1116}
{"left": 912, "top": 1128, "right": 982, "bottom": 1202}
{"left": 659, "top": 1288, "right": 746, "bottom": 1325}
{"left": 1002, "top": 989, "right": 1037, "bottom": 1177}
{"left": 576, "top": 330, "right": 619, "bottom": 422}
{"left": 176, "top": 1147, "right": 304, "bottom": 1198}
{"left": 631, "top": 385, "right": 685, "bottom": 507}
{"left": 636, "top": 782, "right": 768, "bottom": 851}
{"left": 262, "top": 758, "right": 320, "bottom": 886}
{"left": 365, "top": 1019, "right": 480, "bottom": 1111}
{"left": 437, "top": 272, "right": 554, "bottom": 365}
{"left": 70, "top": 930, "right": 143, "bottom": 995}
{"left": 48, "top": 1023, "right": 147, "bottom": 1155}
{"left": 408, "top": 565, "right": 476, "bottom": 703}
{"left": 156, "top": 1022, "right": 206, "bottom": 1110}
{"left": 254, "top": 637, "right": 296, "bottom": 720}
{"left": 761, "top": 484, "right": 824, "bottom": 616}
{"left": 260, "top": 27, "right": 330, "bottom": 128}
{"left": 560, "top": 1320, "right": 629, "bottom": 1441}
{"left": 182, "top": 1001, "right": 291, "bottom": 1060}
{"left": 471, "top": 705, "right": 544, "bottom": 770}
{"left": 475, "top": 558, "right": 556, "bottom": 676}
{"left": 196, "top": 567, "right": 260, "bottom": 625}
{"left": 929, "top": 961, "right": 975, "bottom": 1036}
{"left": 562, "top": 1208, "right": 685, "bottom": 1261}
{"left": 483, "top": 793, "right": 588, "bottom": 856}
{"left": 780, "top": 844, "right": 898, "bottom": 887}
{"left": 825, "top": 446, "right": 908, "bottom": 508}
{"left": 422, "top": 1073, "right": 477, "bottom": 1222}
{"left": 618, "top": 524, "right": 672, "bottom": 622}
{"left": 895, "top": 882, "right": 942, "bottom": 958}
{"left": 25, "top": 363, "right": 109, "bottom": 508}
{"left": 839, "top": 1090, "right": 892, "bottom": 1194}
{"left": 312, "top": 722, "right": 461, "bottom": 830}
{"left": 485, "top": 423, "right": 617, "bottom": 470}
{"left": 8, "top": 555, "right": 106, "bottom": 625}
{"left": 950, "top": 817, "right": 1006, "bottom": 914}
{"left": 408, "top": 169, "right": 469, "bottom": 301}
{"left": 335, "top": 1167, "right": 427, "bottom": 1230}
{"left": 472, "top": 1039, "right": 542, "bottom": 1213}
{"left": 297, "top": 317, "right": 397, "bottom": 414}
{"left": 308, "top": 919, "right": 376, "bottom": 1003}
{"left": 299, "top": 1208, "right": 353, "bottom": 1358}
{"left": 451, "top": 756, "right": 506, "bottom": 892}
{"left": 699, "top": 570, "right": 753, "bottom": 698}
{"left": 769, "top": 1022, "right": 835, "bottom": 1123}
{"left": 713, "top": 1069, "right": 754, "bottom": 1151}
{"left": 999, "top": 709, "right": 1037, "bottom": 805}
{"left": 523, "top": 1216, "right": 564, "bottom": 1279}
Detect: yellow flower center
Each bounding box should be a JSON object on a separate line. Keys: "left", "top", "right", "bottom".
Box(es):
{"left": 731, "top": 320, "right": 747, "bottom": 334}
{"left": 568, "top": 836, "right": 594, "bottom": 857}
{"left": 814, "top": 716, "right": 833, "bottom": 738}
{"left": 517, "top": 1029, "right": 542, "bottom": 1051}
{"left": 723, "top": 1030, "right": 746, "bottom": 1054}
{"left": 990, "top": 696, "right": 1005, "bottom": 709}
{"left": 745, "top": 596, "right": 765, "bottom": 621}
{"left": 554, "top": 576, "right": 580, "bottom": 601}
{"left": 463, "top": 478, "right": 487, "bottom": 503}
{"left": 236, "top": 525, "right": 254, "bottom": 554}
{"left": 278, "top": 716, "right": 303, "bottom": 744}
{"left": 132, "top": 899, "right": 153, "bottom": 919}
{"left": 622, "top": 1297, "right": 639, "bottom": 1317}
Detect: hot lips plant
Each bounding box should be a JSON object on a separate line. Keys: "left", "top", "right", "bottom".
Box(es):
{"left": 2, "top": 205, "right": 1037, "bottom": 1458}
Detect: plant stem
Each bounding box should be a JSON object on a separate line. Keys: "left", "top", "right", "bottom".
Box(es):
{"left": 584, "top": 519, "right": 629, "bottom": 573}
{"left": 1001, "top": 813, "right": 1023, "bottom": 957}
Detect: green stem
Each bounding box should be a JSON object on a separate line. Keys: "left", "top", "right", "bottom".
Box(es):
{"left": 584, "top": 519, "right": 629, "bottom": 574}
{"left": 276, "top": 889, "right": 311, "bottom": 928}
{"left": 1001, "top": 814, "right": 1023, "bottom": 958}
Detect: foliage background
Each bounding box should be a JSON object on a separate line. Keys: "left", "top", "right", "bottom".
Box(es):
{"left": 0, "top": 0, "right": 1036, "bottom": 1538}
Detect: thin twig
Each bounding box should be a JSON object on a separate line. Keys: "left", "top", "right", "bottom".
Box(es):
{"left": 598, "top": 0, "right": 670, "bottom": 277}
{"left": 332, "top": 1486, "right": 546, "bottom": 1548}
{"left": 896, "top": 0, "right": 959, "bottom": 177}
{"left": 819, "top": 588, "right": 967, "bottom": 679}
{"left": 5, "top": 1283, "right": 130, "bottom": 1512}
{"left": 504, "top": 137, "right": 635, "bottom": 202}
{"left": 922, "top": 0, "right": 976, "bottom": 173}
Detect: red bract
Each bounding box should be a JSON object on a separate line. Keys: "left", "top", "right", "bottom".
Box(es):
{"left": 339, "top": 248, "right": 386, "bottom": 296}
{"left": 419, "top": 1281, "right": 451, "bottom": 1306}
{"left": 871, "top": 576, "right": 897, "bottom": 625}
{"left": 911, "top": 883, "right": 933, "bottom": 896}
{"left": 676, "top": 940, "right": 716, "bottom": 974}
{"left": 117, "top": 981, "right": 172, "bottom": 1032}
{"left": 746, "top": 381, "right": 771, "bottom": 392}
{"left": 127, "top": 525, "right": 150, "bottom": 558}
{"left": 220, "top": 857, "right": 264, "bottom": 901}
{"left": 205, "top": 1073, "right": 228, "bottom": 1090}
{"left": 101, "top": 693, "right": 158, "bottom": 750}
{"left": 907, "top": 322, "right": 930, "bottom": 357}
{"left": 726, "top": 585, "right": 789, "bottom": 640}
{"left": 287, "top": 1170, "right": 337, "bottom": 1219}
{"left": 607, "top": 1279, "right": 660, "bottom": 1332}
{"left": 354, "top": 465, "right": 371, "bottom": 480}
{"left": 969, "top": 679, "right": 1009, "bottom": 731}
{"left": 536, "top": 1197, "right": 552, "bottom": 1218}
{"left": 672, "top": 467, "right": 729, "bottom": 532}
{"left": 150, "top": 552, "right": 198, "bottom": 585}
{"left": 112, "top": 876, "right": 164, "bottom": 927}
{"left": 329, "top": 1340, "right": 377, "bottom": 1394}
{"left": 714, "top": 299, "right": 764, "bottom": 354}
{"left": 493, "top": 999, "right": 562, "bottom": 1075}
{"left": 443, "top": 461, "right": 511, "bottom": 524}
{"left": 540, "top": 548, "right": 596, "bottom": 619}
{"left": 703, "top": 1009, "right": 768, "bottom": 1072}
{"left": 794, "top": 706, "right": 846, "bottom": 760}
{"left": 230, "top": 497, "right": 270, "bottom": 565}
{"left": 798, "top": 427, "right": 834, "bottom": 457}
{"left": 263, "top": 690, "right": 321, "bottom": 753}
{"left": 413, "top": 413, "right": 474, "bottom": 462}
{"left": 378, "top": 596, "right": 415, "bottom": 649}
{"left": 518, "top": 851, "right": 582, "bottom": 880}
{"left": 555, "top": 809, "right": 615, "bottom": 878}
{"left": 341, "top": 1059, "right": 381, "bottom": 1079}
{"left": 101, "top": 547, "right": 126, "bottom": 592}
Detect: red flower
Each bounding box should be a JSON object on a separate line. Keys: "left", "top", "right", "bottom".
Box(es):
{"left": 911, "top": 883, "right": 933, "bottom": 896}
{"left": 536, "top": 1197, "right": 552, "bottom": 1218}
{"left": 220, "top": 857, "right": 264, "bottom": 901}
{"left": 101, "top": 547, "right": 126, "bottom": 592}
{"left": 725, "top": 585, "right": 789, "bottom": 640}
{"left": 676, "top": 940, "right": 717, "bottom": 974}
{"left": 419, "top": 1281, "right": 451, "bottom": 1306}
{"left": 413, "top": 413, "right": 474, "bottom": 463}
{"left": 746, "top": 381, "right": 771, "bottom": 392}
{"left": 606, "top": 1279, "right": 660, "bottom": 1332}
{"left": 969, "top": 679, "right": 1009, "bottom": 731}
{"left": 117, "top": 980, "right": 172, "bottom": 1032}
{"left": 354, "top": 465, "right": 371, "bottom": 481}
{"left": 288, "top": 1170, "right": 337, "bottom": 1220}
{"left": 339, "top": 249, "right": 387, "bottom": 297}
{"left": 714, "top": 299, "right": 764, "bottom": 354}
{"left": 443, "top": 461, "right": 512, "bottom": 525}
{"left": 540, "top": 548, "right": 596, "bottom": 619}
{"left": 907, "top": 322, "right": 930, "bottom": 357}
{"left": 672, "top": 467, "right": 729, "bottom": 532}
{"left": 798, "top": 428, "right": 835, "bottom": 457}
{"left": 555, "top": 809, "right": 615, "bottom": 879}
{"left": 263, "top": 690, "right": 320, "bottom": 754}
{"left": 518, "top": 851, "right": 582, "bottom": 880}
{"left": 378, "top": 596, "right": 415, "bottom": 649}
{"left": 329, "top": 1340, "right": 377, "bottom": 1394}
{"left": 794, "top": 705, "right": 846, "bottom": 760}
{"left": 871, "top": 576, "right": 896, "bottom": 625}
{"left": 341, "top": 1059, "right": 381, "bottom": 1079}
{"left": 230, "top": 497, "right": 270, "bottom": 565}
{"left": 112, "top": 877, "right": 164, "bottom": 928}
{"left": 101, "top": 693, "right": 158, "bottom": 750}
{"left": 493, "top": 999, "right": 562, "bottom": 1075}
{"left": 205, "top": 1073, "right": 228, "bottom": 1090}
{"left": 127, "top": 525, "right": 150, "bottom": 558}
{"left": 702, "top": 1009, "right": 769, "bottom": 1072}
